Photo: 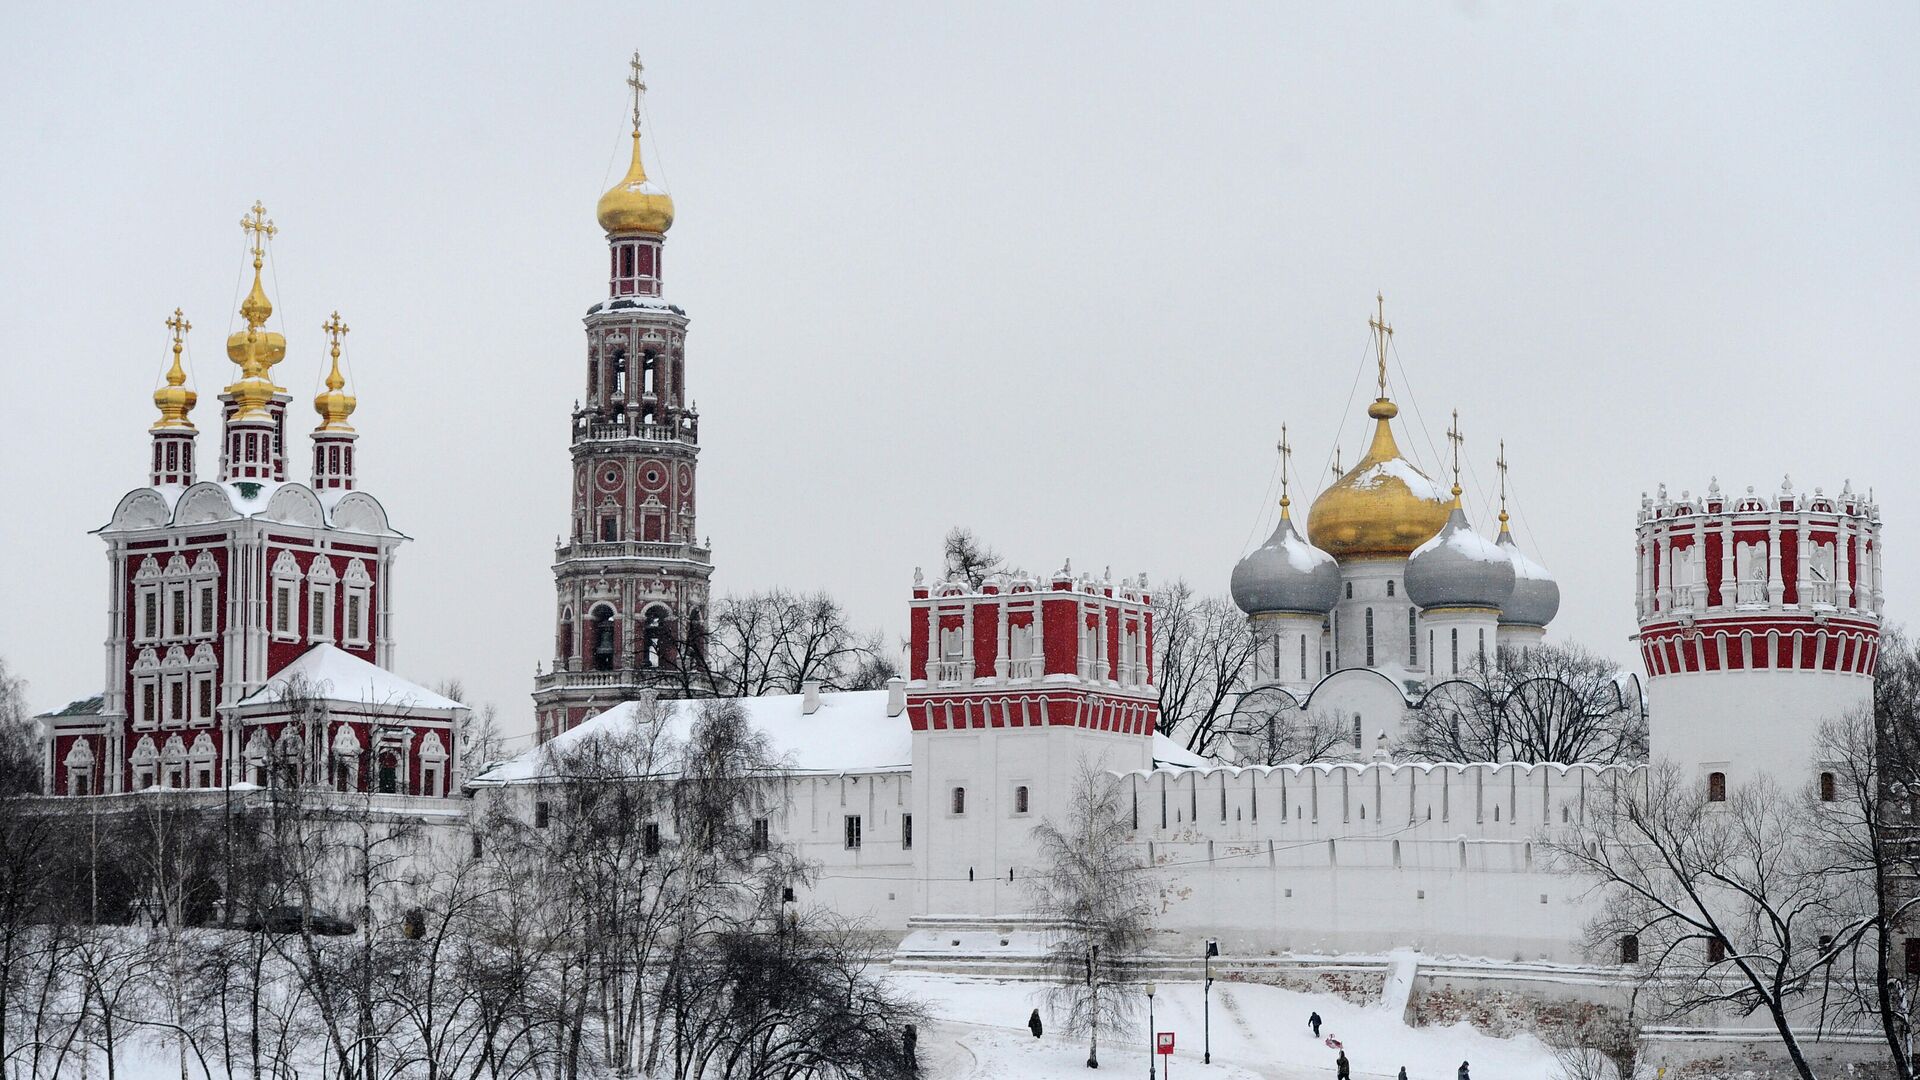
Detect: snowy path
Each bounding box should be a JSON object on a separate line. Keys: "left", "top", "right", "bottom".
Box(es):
{"left": 1380, "top": 949, "right": 1419, "bottom": 1020}
{"left": 889, "top": 972, "right": 1563, "bottom": 1080}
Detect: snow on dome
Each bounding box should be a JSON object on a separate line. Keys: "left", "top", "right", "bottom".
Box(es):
{"left": 1496, "top": 529, "right": 1560, "bottom": 627}
{"left": 1404, "top": 506, "right": 1516, "bottom": 612}
{"left": 1230, "top": 515, "right": 1341, "bottom": 616}
{"left": 239, "top": 644, "right": 464, "bottom": 711}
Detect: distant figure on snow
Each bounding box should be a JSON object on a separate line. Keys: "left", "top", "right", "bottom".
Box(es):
{"left": 1459, "top": 1062, "right": 1471, "bottom": 1080}
{"left": 1029, "top": 1008, "right": 1044, "bottom": 1039}
{"left": 902, "top": 1024, "right": 917, "bottom": 1069}
{"left": 1336, "top": 1049, "right": 1350, "bottom": 1078}
{"left": 1398, "top": 1069, "right": 1408, "bottom": 1080}
{"left": 1309, "top": 1011, "right": 1322, "bottom": 1037}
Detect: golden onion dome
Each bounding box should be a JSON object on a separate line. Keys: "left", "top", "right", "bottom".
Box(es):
{"left": 1306, "top": 397, "right": 1451, "bottom": 561}
{"left": 152, "top": 309, "right": 197, "bottom": 431}
{"left": 314, "top": 311, "right": 355, "bottom": 433}
{"left": 596, "top": 132, "right": 675, "bottom": 234}
{"left": 224, "top": 208, "right": 288, "bottom": 421}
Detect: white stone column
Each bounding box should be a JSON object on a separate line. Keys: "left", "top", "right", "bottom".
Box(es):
{"left": 1718, "top": 517, "right": 1735, "bottom": 608}
{"left": 1836, "top": 517, "right": 1853, "bottom": 610}
{"left": 1655, "top": 529, "right": 1672, "bottom": 612}
{"left": 1075, "top": 600, "right": 1089, "bottom": 680}
{"left": 1766, "top": 520, "right": 1784, "bottom": 608}
{"left": 960, "top": 600, "right": 975, "bottom": 685}
{"left": 924, "top": 601, "right": 938, "bottom": 680}
{"left": 1097, "top": 602, "right": 1112, "bottom": 682}
{"left": 1691, "top": 519, "right": 1708, "bottom": 610}
{"left": 995, "top": 599, "right": 1009, "bottom": 680}
{"left": 1795, "top": 514, "right": 1812, "bottom": 609}
{"left": 1033, "top": 599, "right": 1046, "bottom": 677}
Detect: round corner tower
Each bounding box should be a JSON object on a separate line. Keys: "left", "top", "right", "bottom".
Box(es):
{"left": 1637, "top": 477, "right": 1883, "bottom": 792}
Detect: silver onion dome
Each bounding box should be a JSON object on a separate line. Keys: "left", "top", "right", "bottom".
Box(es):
{"left": 1404, "top": 506, "right": 1517, "bottom": 612}
{"left": 1496, "top": 529, "right": 1560, "bottom": 627}
{"left": 1231, "top": 515, "right": 1341, "bottom": 616}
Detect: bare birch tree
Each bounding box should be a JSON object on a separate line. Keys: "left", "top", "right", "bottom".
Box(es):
{"left": 1028, "top": 761, "right": 1155, "bottom": 1068}
{"left": 1154, "top": 581, "right": 1258, "bottom": 758}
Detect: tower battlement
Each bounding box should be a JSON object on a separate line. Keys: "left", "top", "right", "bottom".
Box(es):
{"left": 1634, "top": 478, "right": 1883, "bottom": 678}
{"left": 906, "top": 563, "right": 1156, "bottom": 735}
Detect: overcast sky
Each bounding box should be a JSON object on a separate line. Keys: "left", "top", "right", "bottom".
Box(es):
{"left": 3, "top": 4, "right": 1915, "bottom": 749}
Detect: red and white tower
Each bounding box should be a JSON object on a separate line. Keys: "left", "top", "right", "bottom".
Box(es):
{"left": 41, "top": 204, "right": 464, "bottom": 798}
{"left": 905, "top": 561, "right": 1159, "bottom": 913}
{"left": 533, "top": 56, "right": 713, "bottom": 743}
{"left": 1636, "top": 477, "right": 1883, "bottom": 791}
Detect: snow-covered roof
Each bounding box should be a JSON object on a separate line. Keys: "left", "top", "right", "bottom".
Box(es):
{"left": 473, "top": 689, "right": 914, "bottom": 785}
{"left": 239, "top": 644, "right": 464, "bottom": 712}
{"left": 471, "top": 690, "right": 1209, "bottom": 785}
{"left": 100, "top": 480, "right": 403, "bottom": 538}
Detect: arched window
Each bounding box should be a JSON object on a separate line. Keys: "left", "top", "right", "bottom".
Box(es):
{"left": 1408, "top": 608, "right": 1418, "bottom": 666}
{"left": 640, "top": 609, "right": 667, "bottom": 668}
{"left": 1345, "top": 581, "right": 1353, "bottom": 599}
{"left": 1707, "top": 771, "right": 1727, "bottom": 803}
{"left": 592, "top": 607, "right": 617, "bottom": 671}
{"left": 1819, "top": 771, "right": 1837, "bottom": 802}
{"left": 559, "top": 614, "right": 575, "bottom": 666}
{"left": 378, "top": 750, "right": 400, "bottom": 795}
{"left": 1620, "top": 935, "right": 1639, "bottom": 964}
{"left": 1014, "top": 786, "right": 1029, "bottom": 814}
{"left": 1386, "top": 580, "right": 1395, "bottom": 597}
{"left": 1352, "top": 714, "right": 1363, "bottom": 748}
{"left": 951, "top": 787, "right": 966, "bottom": 815}
{"left": 1364, "top": 608, "right": 1375, "bottom": 667}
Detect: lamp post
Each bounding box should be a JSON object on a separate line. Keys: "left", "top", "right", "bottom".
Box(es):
{"left": 1203, "top": 939, "right": 1218, "bottom": 1064}
{"left": 1146, "top": 982, "right": 1156, "bottom": 1080}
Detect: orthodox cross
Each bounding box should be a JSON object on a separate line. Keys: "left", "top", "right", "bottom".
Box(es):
{"left": 1368, "top": 292, "right": 1393, "bottom": 398}
{"left": 240, "top": 201, "right": 276, "bottom": 262}
{"left": 322, "top": 310, "right": 350, "bottom": 357}
{"left": 1330, "top": 446, "right": 1343, "bottom": 480}
{"left": 1277, "top": 423, "right": 1293, "bottom": 515}
{"left": 1496, "top": 439, "right": 1510, "bottom": 526}
{"left": 1446, "top": 409, "right": 1465, "bottom": 500}
{"left": 165, "top": 308, "right": 192, "bottom": 349}
{"left": 627, "top": 52, "right": 647, "bottom": 134}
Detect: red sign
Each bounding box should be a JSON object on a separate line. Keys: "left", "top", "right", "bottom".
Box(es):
{"left": 1156, "top": 1032, "right": 1175, "bottom": 1054}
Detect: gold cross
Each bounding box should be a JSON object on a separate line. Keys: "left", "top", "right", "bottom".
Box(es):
{"left": 1330, "top": 447, "right": 1343, "bottom": 479}
{"left": 1496, "top": 438, "right": 1509, "bottom": 525}
{"left": 240, "top": 201, "right": 277, "bottom": 262}
{"left": 1277, "top": 423, "right": 1293, "bottom": 514}
{"left": 1368, "top": 292, "right": 1393, "bottom": 399}
{"left": 627, "top": 51, "right": 647, "bottom": 134}
{"left": 1446, "top": 408, "right": 1465, "bottom": 499}
{"left": 165, "top": 308, "right": 192, "bottom": 345}
{"left": 322, "top": 310, "right": 350, "bottom": 356}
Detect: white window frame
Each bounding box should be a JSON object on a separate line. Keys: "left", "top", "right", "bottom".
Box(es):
{"left": 163, "top": 674, "right": 187, "bottom": 727}
{"left": 195, "top": 581, "right": 218, "bottom": 638}
{"left": 344, "top": 588, "right": 370, "bottom": 648}
{"left": 309, "top": 584, "right": 335, "bottom": 643}
{"left": 271, "top": 551, "right": 303, "bottom": 642}
{"left": 843, "top": 814, "right": 863, "bottom": 850}
{"left": 137, "top": 585, "right": 161, "bottom": 643}
{"left": 191, "top": 671, "right": 217, "bottom": 726}
{"left": 165, "top": 583, "right": 190, "bottom": 640}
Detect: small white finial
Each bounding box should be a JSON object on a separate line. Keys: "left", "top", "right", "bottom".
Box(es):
{"left": 1782, "top": 473, "right": 1793, "bottom": 493}
{"left": 1708, "top": 476, "right": 1721, "bottom": 495}
{"left": 913, "top": 566, "right": 924, "bottom": 587}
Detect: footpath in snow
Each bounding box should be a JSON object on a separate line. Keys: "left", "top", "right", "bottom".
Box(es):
{"left": 887, "top": 971, "right": 1564, "bottom": 1080}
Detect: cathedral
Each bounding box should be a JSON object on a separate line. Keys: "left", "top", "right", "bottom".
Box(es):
{"left": 34, "top": 56, "right": 1898, "bottom": 1073}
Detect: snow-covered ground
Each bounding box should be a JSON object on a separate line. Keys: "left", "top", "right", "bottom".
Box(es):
{"left": 889, "top": 973, "right": 1566, "bottom": 1080}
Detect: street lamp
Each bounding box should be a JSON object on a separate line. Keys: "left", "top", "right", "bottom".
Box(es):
{"left": 1203, "top": 939, "right": 1219, "bottom": 1064}
{"left": 1145, "top": 982, "right": 1156, "bottom": 1080}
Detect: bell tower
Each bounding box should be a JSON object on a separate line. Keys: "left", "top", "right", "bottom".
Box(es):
{"left": 533, "top": 55, "right": 714, "bottom": 743}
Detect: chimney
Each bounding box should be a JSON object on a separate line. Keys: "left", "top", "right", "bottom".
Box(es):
{"left": 886, "top": 676, "right": 906, "bottom": 718}
{"left": 802, "top": 680, "right": 821, "bottom": 715}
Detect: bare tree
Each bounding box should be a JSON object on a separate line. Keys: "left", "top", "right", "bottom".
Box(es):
{"left": 705, "top": 590, "right": 893, "bottom": 697}
{"left": 943, "top": 526, "right": 1003, "bottom": 589}
{"left": 1222, "top": 691, "right": 1351, "bottom": 765}
{"left": 1403, "top": 642, "right": 1645, "bottom": 764}
{"left": 1552, "top": 763, "right": 1840, "bottom": 1080}
{"left": 1154, "top": 581, "right": 1258, "bottom": 757}
{"left": 1027, "top": 762, "right": 1155, "bottom": 1068}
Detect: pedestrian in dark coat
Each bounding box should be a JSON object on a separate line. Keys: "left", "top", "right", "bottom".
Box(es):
{"left": 1336, "top": 1050, "right": 1350, "bottom": 1078}
{"left": 1029, "top": 1008, "right": 1044, "bottom": 1039}
{"left": 1309, "top": 1011, "right": 1322, "bottom": 1037}
{"left": 1398, "top": 1069, "right": 1408, "bottom": 1080}
{"left": 1458, "top": 1062, "right": 1471, "bottom": 1080}
{"left": 903, "top": 1024, "right": 918, "bottom": 1069}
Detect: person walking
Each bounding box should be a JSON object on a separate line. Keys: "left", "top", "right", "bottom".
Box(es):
{"left": 1029, "top": 1008, "right": 1044, "bottom": 1039}
{"left": 1398, "top": 1069, "right": 1408, "bottom": 1080}
{"left": 1458, "top": 1062, "right": 1471, "bottom": 1080}
{"left": 1309, "top": 1011, "right": 1322, "bottom": 1038}
{"left": 902, "top": 1024, "right": 918, "bottom": 1070}
{"left": 1335, "top": 1049, "right": 1351, "bottom": 1078}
